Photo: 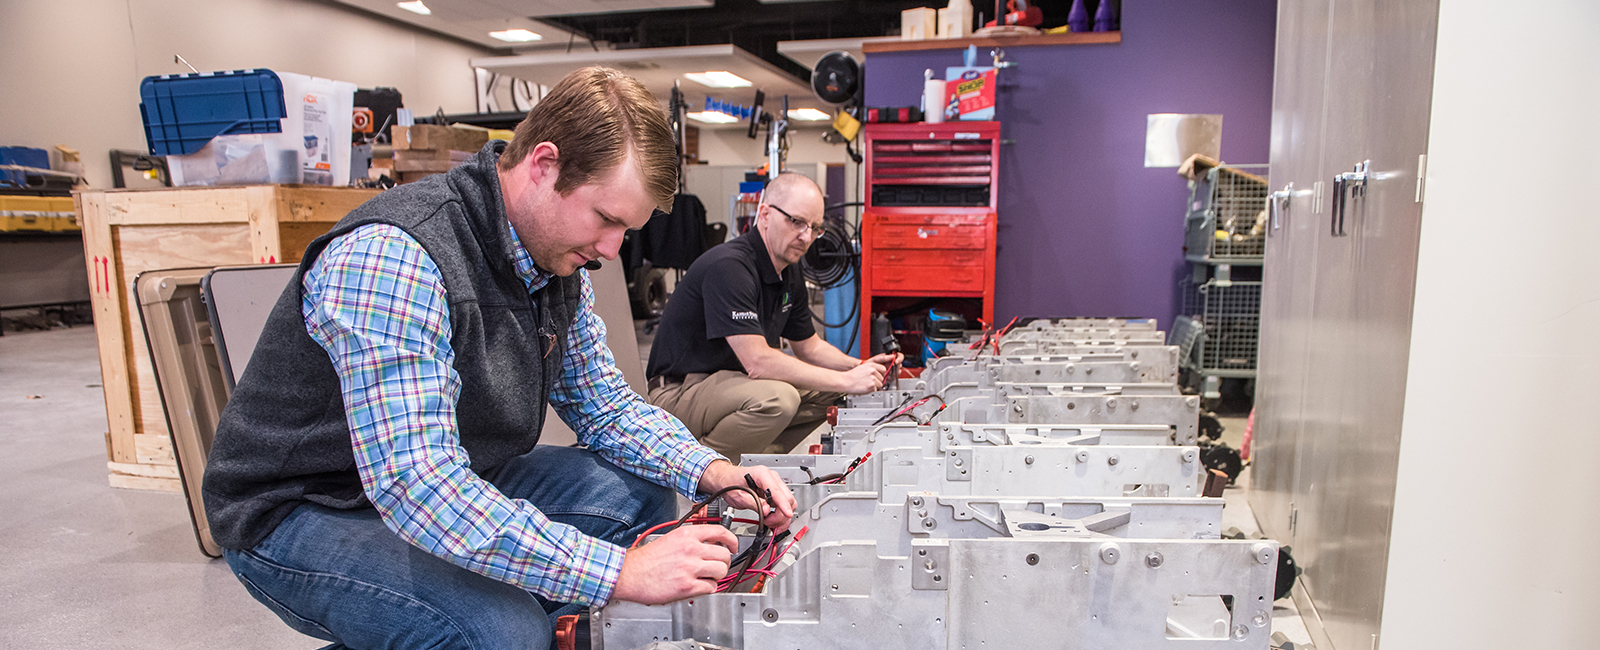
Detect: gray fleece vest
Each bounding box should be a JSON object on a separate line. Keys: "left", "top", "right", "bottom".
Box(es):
{"left": 202, "top": 142, "right": 581, "bottom": 550}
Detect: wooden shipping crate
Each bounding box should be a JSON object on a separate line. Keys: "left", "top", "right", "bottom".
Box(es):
{"left": 74, "top": 185, "right": 380, "bottom": 491}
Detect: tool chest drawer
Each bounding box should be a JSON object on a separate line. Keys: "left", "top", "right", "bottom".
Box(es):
{"left": 870, "top": 264, "right": 985, "bottom": 293}
{"left": 873, "top": 223, "right": 987, "bottom": 250}
{"left": 868, "top": 212, "right": 989, "bottom": 226}
{"left": 869, "top": 248, "right": 986, "bottom": 267}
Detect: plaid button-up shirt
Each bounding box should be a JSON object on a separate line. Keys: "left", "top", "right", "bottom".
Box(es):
{"left": 301, "top": 221, "right": 721, "bottom": 606}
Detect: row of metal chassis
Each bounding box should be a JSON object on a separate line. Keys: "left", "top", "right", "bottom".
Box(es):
{"left": 595, "top": 318, "right": 1280, "bottom": 650}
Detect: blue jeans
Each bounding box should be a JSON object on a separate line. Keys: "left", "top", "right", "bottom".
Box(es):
{"left": 223, "top": 446, "right": 676, "bottom": 650}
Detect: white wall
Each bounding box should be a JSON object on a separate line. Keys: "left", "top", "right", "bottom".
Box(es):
{"left": 1381, "top": 1, "right": 1600, "bottom": 647}
{"left": 0, "top": 0, "right": 492, "bottom": 189}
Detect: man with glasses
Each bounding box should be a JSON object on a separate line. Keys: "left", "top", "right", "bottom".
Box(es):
{"left": 645, "top": 172, "right": 899, "bottom": 462}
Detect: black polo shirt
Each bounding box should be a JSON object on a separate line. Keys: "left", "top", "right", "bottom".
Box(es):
{"left": 647, "top": 228, "right": 815, "bottom": 379}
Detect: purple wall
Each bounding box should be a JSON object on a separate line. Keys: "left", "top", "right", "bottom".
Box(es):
{"left": 865, "top": 0, "right": 1276, "bottom": 328}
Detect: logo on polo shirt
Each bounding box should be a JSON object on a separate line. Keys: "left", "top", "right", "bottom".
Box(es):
{"left": 732, "top": 310, "right": 759, "bottom": 320}
{"left": 780, "top": 292, "right": 791, "bottom": 313}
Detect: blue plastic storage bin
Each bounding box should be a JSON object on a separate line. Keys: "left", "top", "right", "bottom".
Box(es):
{"left": 139, "top": 69, "right": 287, "bottom": 156}
{"left": 0, "top": 146, "right": 51, "bottom": 188}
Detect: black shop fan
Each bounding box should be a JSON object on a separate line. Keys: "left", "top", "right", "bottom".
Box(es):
{"left": 812, "top": 51, "right": 863, "bottom": 108}
{"left": 812, "top": 51, "right": 865, "bottom": 161}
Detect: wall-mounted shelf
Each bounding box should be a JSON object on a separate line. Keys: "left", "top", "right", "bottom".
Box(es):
{"left": 862, "top": 31, "right": 1119, "bottom": 54}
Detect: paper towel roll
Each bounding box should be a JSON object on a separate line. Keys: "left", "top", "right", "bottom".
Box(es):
{"left": 924, "top": 78, "right": 946, "bottom": 124}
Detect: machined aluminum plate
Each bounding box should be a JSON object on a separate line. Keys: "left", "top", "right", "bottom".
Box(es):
{"left": 593, "top": 537, "right": 1279, "bottom": 650}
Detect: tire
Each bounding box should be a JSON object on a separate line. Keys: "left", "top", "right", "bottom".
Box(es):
{"left": 630, "top": 267, "right": 668, "bottom": 319}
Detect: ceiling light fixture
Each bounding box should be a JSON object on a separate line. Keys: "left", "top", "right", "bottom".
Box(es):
{"left": 683, "top": 71, "right": 753, "bottom": 89}
{"left": 686, "top": 111, "right": 740, "bottom": 124}
{"left": 489, "top": 29, "right": 543, "bottom": 43}
{"left": 395, "top": 0, "right": 430, "bottom": 15}
{"left": 787, "top": 108, "right": 831, "bottom": 121}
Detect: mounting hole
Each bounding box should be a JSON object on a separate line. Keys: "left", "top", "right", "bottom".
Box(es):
{"left": 1026, "top": 553, "right": 1040, "bottom": 565}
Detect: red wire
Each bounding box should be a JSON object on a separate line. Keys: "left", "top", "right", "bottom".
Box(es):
{"left": 717, "top": 526, "right": 811, "bottom": 592}
{"left": 629, "top": 517, "right": 719, "bottom": 549}
{"left": 768, "top": 526, "right": 808, "bottom": 564}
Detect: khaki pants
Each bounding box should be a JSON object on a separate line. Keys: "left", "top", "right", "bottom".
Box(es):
{"left": 647, "top": 370, "right": 841, "bottom": 464}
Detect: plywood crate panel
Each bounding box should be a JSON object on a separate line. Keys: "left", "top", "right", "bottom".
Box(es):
{"left": 75, "top": 185, "right": 380, "bottom": 491}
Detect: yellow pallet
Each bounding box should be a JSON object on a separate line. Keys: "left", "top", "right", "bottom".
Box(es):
{"left": 0, "top": 195, "right": 79, "bottom": 232}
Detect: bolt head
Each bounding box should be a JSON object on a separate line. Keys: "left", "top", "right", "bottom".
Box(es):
{"left": 1145, "top": 552, "right": 1163, "bottom": 568}
{"left": 1025, "top": 553, "right": 1040, "bottom": 566}
{"left": 1108, "top": 455, "right": 1120, "bottom": 466}
{"left": 1024, "top": 455, "right": 1035, "bottom": 465}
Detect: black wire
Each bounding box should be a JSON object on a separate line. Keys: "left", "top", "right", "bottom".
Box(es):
{"left": 665, "top": 484, "right": 768, "bottom": 538}
{"left": 870, "top": 393, "right": 919, "bottom": 426}
{"left": 804, "top": 199, "right": 864, "bottom": 350}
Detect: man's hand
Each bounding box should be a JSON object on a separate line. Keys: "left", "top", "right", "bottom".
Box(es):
{"left": 612, "top": 524, "right": 737, "bottom": 605}
{"left": 839, "top": 360, "right": 887, "bottom": 394}
{"left": 698, "top": 460, "right": 796, "bottom": 532}
{"left": 866, "top": 351, "right": 902, "bottom": 369}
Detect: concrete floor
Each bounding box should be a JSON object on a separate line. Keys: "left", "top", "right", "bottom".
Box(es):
{"left": 1, "top": 324, "right": 1310, "bottom": 649}
{"left": 0, "top": 326, "right": 318, "bottom": 649}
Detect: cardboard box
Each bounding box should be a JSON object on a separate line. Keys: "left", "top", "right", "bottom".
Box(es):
{"left": 901, "top": 7, "right": 937, "bottom": 40}
{"left": 945, "top": 66, "right": 997, "bottom": 121}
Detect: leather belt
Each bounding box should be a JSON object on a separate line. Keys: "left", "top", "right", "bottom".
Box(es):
{"left": 647, "top": 374, "right": 683, "bottom": 392}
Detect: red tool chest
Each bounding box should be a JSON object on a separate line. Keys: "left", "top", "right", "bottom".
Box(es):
{"left": 859, "top": 121, "right": 1000, "bottom": 359}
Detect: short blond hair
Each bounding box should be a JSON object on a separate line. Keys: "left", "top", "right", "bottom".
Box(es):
{"left": 499, "top": 67, "right": 678, "bottom": 211}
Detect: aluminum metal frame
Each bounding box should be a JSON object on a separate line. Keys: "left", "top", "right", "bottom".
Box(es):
{"left": 750, "top": 442, "right": 1203, "bottom": 512}
{"left": 595, "top": 536, "right": 1279, "bottom": 650}
{"left": 1016, "top": 317, "right": 1160, "bottom": 331}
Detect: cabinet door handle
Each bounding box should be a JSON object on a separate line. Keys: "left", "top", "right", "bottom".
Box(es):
{"left": 1331, "top": 160, "right": 1370, "bottom": 237}
{"left": 1269, "top": 183, "right": 1293, "bottom": 235}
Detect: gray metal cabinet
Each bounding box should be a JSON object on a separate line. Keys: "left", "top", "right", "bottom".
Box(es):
{"left": 1252, "top": 2, "right": 1438, "bottom": 649}
{"left": 1253, "top": 0, "right": 1329, "bottom": 561}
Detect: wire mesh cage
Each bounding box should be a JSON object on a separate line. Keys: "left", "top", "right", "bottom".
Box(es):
{"left": 1184, "top": 166, "right": 1269, "bottom": 263}
{"left": 1174, "top": 277, "right": 1262, "bottom": 375}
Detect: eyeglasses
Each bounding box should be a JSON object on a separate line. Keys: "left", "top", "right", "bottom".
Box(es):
{"left": 767, "top": 204, "right": 826, "bottom": 237}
